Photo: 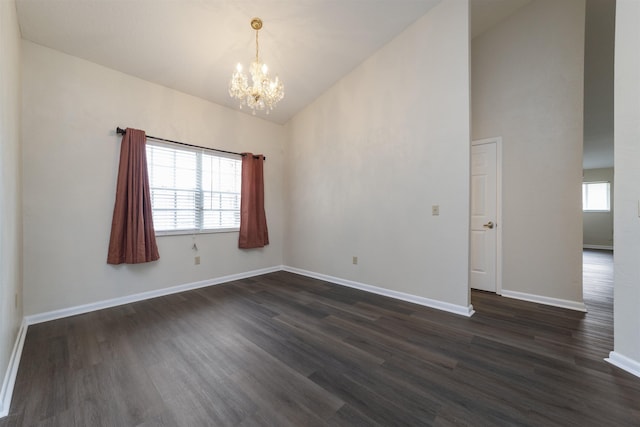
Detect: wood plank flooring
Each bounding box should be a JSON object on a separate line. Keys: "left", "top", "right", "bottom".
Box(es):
{"left": 2, "top": 250, "right": 639, "bottom": 426}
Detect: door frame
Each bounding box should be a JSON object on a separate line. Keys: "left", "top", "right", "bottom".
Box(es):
{"left": 471, "top": 137, "right": 503, "bottom": 295}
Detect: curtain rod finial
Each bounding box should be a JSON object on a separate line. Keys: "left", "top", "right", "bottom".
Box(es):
{"left": 116, "top": 127, "right": 126, "bottom": 135}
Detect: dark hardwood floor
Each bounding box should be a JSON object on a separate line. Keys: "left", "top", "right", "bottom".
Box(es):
{"left": 2, "top": 250, "right": 639, "bottom": 426}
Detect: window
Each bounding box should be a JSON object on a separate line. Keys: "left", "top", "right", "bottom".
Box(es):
{"left": 582, "top": 182, "right": 610, "bottom": 212}
{"left": 146, "top": 141, "right": 242, "bottom": 234}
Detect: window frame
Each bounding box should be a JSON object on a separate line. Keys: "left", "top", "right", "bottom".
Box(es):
{"left": 146, "top": 141, "right": 242, "bottom": 236}
{"left": 582, "top": 181, "right": 611, "bottom": 212}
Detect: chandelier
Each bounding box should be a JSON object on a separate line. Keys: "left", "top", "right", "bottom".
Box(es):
{"left": 229, "top": 18, "right": 284, "bottom": 115}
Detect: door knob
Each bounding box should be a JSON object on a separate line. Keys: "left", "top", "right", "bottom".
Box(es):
{"left": 483, "top": 221, "right": 494, "bottom": 229}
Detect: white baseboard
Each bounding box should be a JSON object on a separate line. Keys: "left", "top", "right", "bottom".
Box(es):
{"left": 282, "top": 266, "right": 475, "bottom": 317}
{"left": 0, "top": 319, "right": 27, "bottom": 418}
{"left": 25, "top": 266, "right": 282, "bottom": 325}
{"left": 501, "top": 289, "right": 588, "bottom": 312}
{"left": 605, "top": 351, "right": 640, "bottom": 379}
{"left": 583, "top": 244, "right": 613, "bottom": 251}
{"left": 25, "top": 264, "right": 475, "bottom": 325}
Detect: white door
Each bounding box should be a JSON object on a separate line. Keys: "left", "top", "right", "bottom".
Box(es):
{"left": 470, "top": 140, "right": 498, "bottom": 292}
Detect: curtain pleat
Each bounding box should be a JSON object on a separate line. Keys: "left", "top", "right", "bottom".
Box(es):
{"left": 238, "top": 153, "right": 269, "bottom": 249}
{"left": 107, "top": 128, "right": 160, "bottom": 264}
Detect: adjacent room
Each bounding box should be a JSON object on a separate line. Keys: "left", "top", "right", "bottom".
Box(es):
{"left": 1, "top": 0, "right": 639, "bottom": 425}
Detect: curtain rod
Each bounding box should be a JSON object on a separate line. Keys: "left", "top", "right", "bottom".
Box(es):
{"left": 115, "top": 127, "right": 265, "bottom": 160}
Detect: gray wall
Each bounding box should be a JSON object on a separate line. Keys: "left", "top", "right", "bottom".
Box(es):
{"left": 284, "top": 1, "right": 472, "bottom": 311}
{"left": 612, "top": 0, "right": 640, "bottom": 373}
{"left": 583, "top": 0, "right": 615, "bottom": 169}
{"left": 21, "top": 41, "right": 285, "bottom": 316}
{"left": 472, "top": 0, "right": 585, "bottom": 304}
{"left": 0, "top": 0, "right": 23, "bottom": 416}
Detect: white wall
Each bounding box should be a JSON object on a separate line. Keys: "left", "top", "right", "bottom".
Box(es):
{"left": 583, "top": 0, "right": 615, "bottom": 169}
{"left": 0, "top": 0, "right": 23, "bottom": 415}
{"left": 472, "top": 0, "right": 585, "bottom": 304}
{"left": 21, "top": 41, "right": 285, "bottom": 316}
{"left": 612, "top": 0, "right": 640, "bottom": 373}
{"left": 583, "top": 168, "right": 614, "bottom": 248}
{"left": 284, "top": 0, "right": 471, "bottom": 310}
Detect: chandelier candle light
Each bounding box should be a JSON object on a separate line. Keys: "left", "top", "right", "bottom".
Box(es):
{"left": 229, "top": 18, "right": 284, "bottom": 115}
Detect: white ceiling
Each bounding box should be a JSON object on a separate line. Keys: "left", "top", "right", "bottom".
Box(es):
{"left": 16, "top": 0, "right": 532, "bottom": 125}
{"left": 19, "top": 0, "right": 611, "bottom": 168}
{"left": 16, "top": 0, "right": 445, "bottom": 124}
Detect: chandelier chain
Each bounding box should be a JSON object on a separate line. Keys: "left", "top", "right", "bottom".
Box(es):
{"left": 255, "top": 29, "right": 259, "bottom": 63}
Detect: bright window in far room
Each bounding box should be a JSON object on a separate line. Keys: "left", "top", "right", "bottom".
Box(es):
{"left": 582, "top": 182, "right": 610, "bottom": 212}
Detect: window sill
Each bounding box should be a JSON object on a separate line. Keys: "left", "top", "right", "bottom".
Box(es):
{"left": 155, "top": 228, "right": 239, "bottom": 237}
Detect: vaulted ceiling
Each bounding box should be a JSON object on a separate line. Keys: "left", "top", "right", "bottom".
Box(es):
{"left": 16, "top": 0, "right": 530, "bottom": 125}
{"left": 16, "top": 0, "right": 445, "bottom": 124}
{"left": 15, "top": 1, "right": 611, "bottom": 168}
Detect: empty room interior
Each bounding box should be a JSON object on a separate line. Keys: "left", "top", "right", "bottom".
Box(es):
{"left": 1, "top": 0, "right": 640, "bottom": 425}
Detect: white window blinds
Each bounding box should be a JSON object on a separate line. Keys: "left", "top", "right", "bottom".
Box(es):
{"left": 146, "top": 141, "right": 242, "bottom": 234}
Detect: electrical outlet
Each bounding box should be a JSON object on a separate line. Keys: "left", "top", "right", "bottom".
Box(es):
{"left": 352, "top": 256, "right": 358, "bottom": 265}
{"left": 432, "top": 205, "right": 440, "bottom": 216}
{"left": 194, "top": 256, "right": 200, "bottom": 265}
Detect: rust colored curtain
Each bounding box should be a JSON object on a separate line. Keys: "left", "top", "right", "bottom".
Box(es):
{"left": 107, "top": 128, "right": 160, "bottom": 264}
{"left": 239, "top": 153, "right": 269, "bottom": 249}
